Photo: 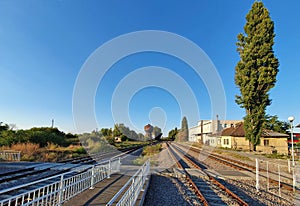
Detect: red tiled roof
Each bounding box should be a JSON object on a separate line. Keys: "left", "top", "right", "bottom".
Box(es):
{"left": 221, "top": 127, "right": 236, "bottom": 136}
{"left": 230, "top": 123, "right": 245, "bottom": 137}
{"left": 223, "top": 122, "right": 288, "bottom": 138}
{"left": 209, "top": 131, "right": 222, "bottom": 137}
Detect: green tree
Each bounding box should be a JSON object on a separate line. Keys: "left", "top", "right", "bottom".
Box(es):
{"left": 0, "top": 130, "right": 16, "bottom": 146}
{"left": 153, "top": 126, "right": 162, "bottom": 139}
{"left": 100, "top": 128, "right": 112, "bottom": 137}
{"left": 113, "top": 123, "right": 141, "bottom": 141}
{"left": 154, "top": 133, "right": 162, "bottom": 141}
{"left": 0, "top": 122, "right": 9, "bottom": 132}
{"left": 265, "top": 115, "right": 289, "bottom": 134}
{"left": 177, "top": 117, "right": 189, "bottom": 141}
{"left": 168, "top": 127, "right": 178, "bottom": 141}
{"left": 113, "top": 124, "right": 122, "bottom": 137}
{"left": 235, "top": 2, "right": 279, "bottom": 151}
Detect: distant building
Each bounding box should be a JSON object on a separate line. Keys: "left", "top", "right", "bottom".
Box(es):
{"left": 206, "top": 131, "right": 222, "bottom": 147}
{"left": 188, "top": 118, "right": 243, "bottom": 144}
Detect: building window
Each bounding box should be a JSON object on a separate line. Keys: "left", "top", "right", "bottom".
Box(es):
{"left": 224, "top": 124, "right": 227, "bottom": 128}
{"left": 263, "top": 140, "right": 269, "bottom": 146}
{"left": 231, "top": 124, "right": 234, "bottom": 127}
{"left": 223, "top": 139, "right": 229, "bottom": 145}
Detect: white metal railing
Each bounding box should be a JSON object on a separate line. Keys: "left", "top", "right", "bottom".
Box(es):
{"left": 0, "top": 150, "right": 21, "bottom": 161}
{"left": 0, "top": 158, "right": 121, "bottom": 206}
{"left": 106, "top": 159, "right": 150, "bottom": 206}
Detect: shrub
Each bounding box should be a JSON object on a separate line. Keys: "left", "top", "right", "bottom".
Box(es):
{"left": 142, "top": 144, "right": 162, "bottom": 156}
{"left": 74, "top": 147, "right": 87, "bottom": 154}
{"left": 72, "top": 153, "right": 80, "bottom": 158}
{"left": 21, "top": 153, "right": 36, "bottom": 161}
{"left": 43, "top": 152, "right": 58, "bottom": 162}
{"left": 46, "top": 142, "right": 58, "bottom": 150}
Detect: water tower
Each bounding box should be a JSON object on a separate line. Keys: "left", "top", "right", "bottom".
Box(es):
{"left": 144, "top": 124, "right": 153, "bottom": 140}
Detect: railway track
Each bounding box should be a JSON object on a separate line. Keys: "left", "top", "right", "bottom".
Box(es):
{"left": 0, "top": 147, "right": 138, "bottom": 186}
{"left": 0, "top": 146, "right": 142, "bottom": 204}
{"left": 166, "top": 142, "right": 249, "bottom": 206}
{"left": 58, "top": 147, "right": 138, "bottom": 164}
{"left": 175, "top": 142, "right": 296, "bottom": 192}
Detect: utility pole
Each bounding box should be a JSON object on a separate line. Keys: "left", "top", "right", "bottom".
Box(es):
{"left": 216, "top": 114, "right": 219, "bottom": 132}
{"left": 288, "top": 116, "right": 295, "bottom": 167}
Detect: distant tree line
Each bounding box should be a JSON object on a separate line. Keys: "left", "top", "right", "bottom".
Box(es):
{"left": 99, "top": 123, "right": 148, "bottom": 145}
{"left": 0, "top": 122, "right": 78, "bottom": 147}
{"left": 167, "top": 127, "right": 178, "bottom": 141}
{"left": 0, "top": 120, "right": 170, "bottom": 149}
{"left": 165, "top": 116, "right": 189, "bottom": 142}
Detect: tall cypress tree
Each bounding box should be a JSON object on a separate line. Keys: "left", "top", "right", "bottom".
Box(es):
{"left": 181, "top": 116, "right": 189, "bottom": 141}
{"left": 235, "top": 2, "right": 279, "bottom": 151}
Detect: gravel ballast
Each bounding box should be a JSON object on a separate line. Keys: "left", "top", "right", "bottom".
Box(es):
{"left": 143, "top": 142, "right": 298, "bottom": 205}
{"left": 143, "top": 174, "right": 194, "bottom": 206}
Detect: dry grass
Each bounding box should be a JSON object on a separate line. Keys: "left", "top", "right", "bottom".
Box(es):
{"left": 10, "top": 143, "right": 40, "bottom": 156}
{"left": 42, "top": 152, "right": 58, "bottom": 162}
{"left": 45, "top": 142, "right": 58, "bottom": 150}
{"left": 191, "top": 142, "right": 203, "bottom": 148}
{"left": 0, "top": 145, "right": 10, "bottom": 150}
{"left": 0, "top": 143, "right": 86, "bottom": 162}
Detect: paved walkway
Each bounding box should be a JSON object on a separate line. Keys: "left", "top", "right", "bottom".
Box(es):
{"left": 63, "top": 165, "right": 141, "bottom": 206}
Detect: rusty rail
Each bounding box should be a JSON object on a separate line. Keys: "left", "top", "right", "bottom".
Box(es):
{"left": 166, "top": 143, "right": 209, "bottom": 206}
{"left": 184, "top": 144, "right": 296, "bottom": 192}
{"left": 170, "top": 143, "right": 249, "bottom": 206}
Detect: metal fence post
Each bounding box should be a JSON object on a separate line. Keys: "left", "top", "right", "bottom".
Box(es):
{"left": 256, "top": 158, "right": 259, "bottom": 192}
{"left": 58, "top": 174, "right": 65, "bottom": 206}
{"left": 266, "top": 161, "right": 269, "bottom": 191}
{"left": 90, "top": 166, "right": 95, "bottom": 189}
{"left": 18, "top": 151, "right": 21, "bottom": 161}
{"left": 293, "top": 167, "right": 296, "bottom": 192}
{"left": 278, "top": 165, "right": 281, "bottom": 197}
{"left": 108, "top": 159, "right": 111, "bottom": 178}
{"left": 131, "top": 178, "right": 135, "bottom": 205}
{"left": 288, "top": 159, "right": 291, "bottom": 173}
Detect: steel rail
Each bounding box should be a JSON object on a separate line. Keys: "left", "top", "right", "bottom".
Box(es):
{"left": 0, "top": 158, "right": 121, "bottom": 206}
{"left": 170, "top": 143, "right": 249, "bottom": 206}
{"left": 166, "top": 143, "right": 210, "bottom": 206}
{"left": 0, "top": 157, "right": 118, "bottom": 195}
{"left": 180, "top": 143, "right": 296, "bottom": 192}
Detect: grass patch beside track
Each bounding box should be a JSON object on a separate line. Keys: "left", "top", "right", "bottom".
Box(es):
{"left": 114, "top": 141, "right": 149, "bottom": 150}
{"left": 261, "top": 153, "right": 288, "bottom": 159}
{"left": 133, "top": 143, "right": 162, "bottom": 165}
{"left": 0, "top": 143, "right": 87, "bottom": 162}
{"left": 213, "top": 148, "right": 252, "bottom": 161}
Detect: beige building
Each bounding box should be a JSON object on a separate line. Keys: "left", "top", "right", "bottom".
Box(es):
{"left": 220, "top": 123, "right": 289, "bottom": 154}
{"left": 189, "top": 119, "right": 243, "bottom": 144}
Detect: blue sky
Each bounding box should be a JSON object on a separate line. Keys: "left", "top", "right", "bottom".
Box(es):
{"left": 0, "top": 0, "right": 299, "bottom": 135}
